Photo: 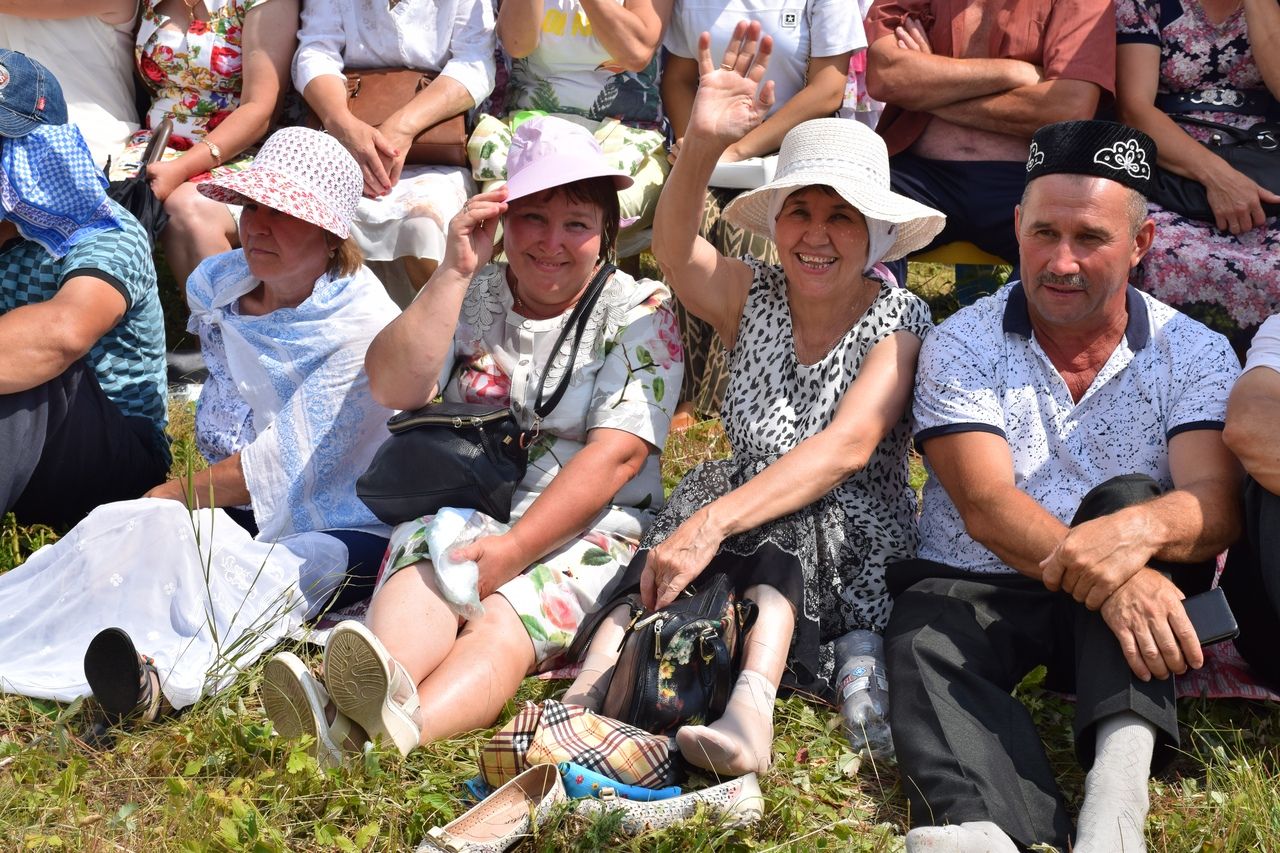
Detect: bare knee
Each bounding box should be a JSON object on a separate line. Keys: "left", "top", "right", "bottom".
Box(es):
{"left": 163, "top": 184, "right": 234, "bottom": 240}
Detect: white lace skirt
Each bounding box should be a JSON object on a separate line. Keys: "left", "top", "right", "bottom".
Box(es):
{"left": 350, "top": 164, "right": 474, "bottom": 263}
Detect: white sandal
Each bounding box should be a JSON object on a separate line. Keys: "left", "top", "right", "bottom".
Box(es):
{"left": 323, "top": 621, "right": 421, "bottom": 756}
{"left": 574, "top": 772, "right": 764, "bottom": 834}
{"left": 261, "top": 652, "right": 355, "bottom": 769}
{"left": 415, "top": 763, "right": 566, "bottom": 853}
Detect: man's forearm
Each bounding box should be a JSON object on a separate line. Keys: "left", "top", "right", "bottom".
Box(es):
{"left": 929, "top": 79, "right": 1101, "bottom": 139}
{"left": 959, "top": 485, "right": 1069, "bottom": 580}
{"left": 866, "top": 39, "right": 1040, "bottom": 112}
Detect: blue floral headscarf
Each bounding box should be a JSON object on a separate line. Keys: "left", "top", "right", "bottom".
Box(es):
{"left": 0, "top": 123, "right": 120, "bottom": 258}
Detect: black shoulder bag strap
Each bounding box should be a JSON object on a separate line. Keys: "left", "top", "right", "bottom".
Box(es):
{"left": 524, "top": 262, "right": 616, "bottom": 433}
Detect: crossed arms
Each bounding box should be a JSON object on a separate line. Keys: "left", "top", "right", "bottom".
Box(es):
{"left": 865, "top": 17, "right": 1101, "bottom": 139}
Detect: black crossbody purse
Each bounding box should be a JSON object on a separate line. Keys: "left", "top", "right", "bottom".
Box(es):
{"left": 356, "top": 264, "right": 615, "bottom": 524}
{"left": 1148, "top": 115, "right": 1280, "bottom": 223}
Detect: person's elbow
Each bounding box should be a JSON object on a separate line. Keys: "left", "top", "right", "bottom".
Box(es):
{"left": 1223, "top": 406, "right": 1273, "bottom": 481}
{"left": 1042, "top": 80, "right": 1102, "bottom": 124}
{"left": 865, "top": 40, "right": 903, "bottom": 104}
{"left": 498, "top": 27, "right": 537, "bottom": 59}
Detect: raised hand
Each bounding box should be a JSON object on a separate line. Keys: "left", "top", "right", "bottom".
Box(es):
{"left": 441, "top": 185, "right": 508, "bottom": 280}
{"left": 687, "top": 20, "right": 776, "bottom": 150}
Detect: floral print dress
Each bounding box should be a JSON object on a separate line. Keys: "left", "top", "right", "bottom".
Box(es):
{"left": 1117, "top": 0, "right": 1280, "bottom": 330}
{"left": 107, "top": 0, "right": 272, "bottom": 182}
{"left": 376, "top": 264, "right": 684, "bottom": 668}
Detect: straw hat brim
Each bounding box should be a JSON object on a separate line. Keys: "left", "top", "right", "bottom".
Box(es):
{"left": 199, "top": 167, "right": 351, "bottom": 239}
{"left": 723, "top": 173, "right": 946, "bottom": 263}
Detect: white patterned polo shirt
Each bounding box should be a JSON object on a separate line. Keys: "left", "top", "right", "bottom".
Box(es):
{"left": 913, "top": 282, "right": 1239, "bottom": 575}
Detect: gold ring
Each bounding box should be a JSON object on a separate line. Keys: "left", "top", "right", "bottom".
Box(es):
{"left": 720, "top": 63, "right": 734, "bottom": 71}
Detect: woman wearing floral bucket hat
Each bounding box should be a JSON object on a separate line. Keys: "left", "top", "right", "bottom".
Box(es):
{"left": 260, "top": 115, "right": 683, "bottom": 765}
{"left": 565, "top": 22, "right": 946, "bottom": 777}
{"left": 0, "top": 127, "right": 401, "bottom": 728}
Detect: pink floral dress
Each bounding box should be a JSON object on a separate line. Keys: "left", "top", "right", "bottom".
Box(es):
{"left": 1117, "top": 0, "right": 1280, "bottom": 331}
{"left": 375, "top": 264, "right": 684, "bottom": 668}
{"left": 107, "top": 0, "right": 273, "bottom": 182}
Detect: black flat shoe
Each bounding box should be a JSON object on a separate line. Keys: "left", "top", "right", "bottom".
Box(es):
{"left": 83, "top": 628, "right": 165, "bottom": 722}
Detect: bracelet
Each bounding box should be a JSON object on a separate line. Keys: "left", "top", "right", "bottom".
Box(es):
{"left": 199, "top": 138, "right": 223, "bottom": 166}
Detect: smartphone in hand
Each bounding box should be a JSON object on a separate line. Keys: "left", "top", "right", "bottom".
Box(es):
{"left": 1183, "top": 587, "right": 1239, "bottom": 646}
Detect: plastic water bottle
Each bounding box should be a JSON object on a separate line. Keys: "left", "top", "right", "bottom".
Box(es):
{"left": 833, "top": 628, "right": 894, "bottom": 759}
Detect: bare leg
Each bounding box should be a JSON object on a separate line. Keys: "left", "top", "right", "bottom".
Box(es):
{"left": 160, "top": 183, "right": 238, "bottom": 288}
{"left": 414, "top": 594, "right": 537, "bottom": 743}
{"left": 676, "top": 584, "right": 793, "bottom": 775}
{"left": 364, "top": 561, "right": 463, "bottom": 684}
{"left": 562, "top": 604, "right": 631, "bottom": 710}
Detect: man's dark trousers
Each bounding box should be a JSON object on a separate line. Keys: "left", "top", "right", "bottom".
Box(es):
{"left": 886, "top": 474, "right": 1215, "bottom": 850}
{"left": 0, "top": 358, "right": 168, "bottom": 527}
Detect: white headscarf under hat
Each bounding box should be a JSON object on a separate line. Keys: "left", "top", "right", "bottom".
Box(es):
{"left": 726, "top": 118, "right": 945, "bottom": 266}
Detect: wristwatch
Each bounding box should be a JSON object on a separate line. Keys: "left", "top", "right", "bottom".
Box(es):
{"left": 199, "top": 138, "right": 223, "bottom": 166}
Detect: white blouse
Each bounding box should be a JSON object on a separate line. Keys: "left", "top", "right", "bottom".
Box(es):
{"left": 0, "top": 15, "right": 139, "bottom": 168}
{"left": 292, "top": 0, "right": 496, "bottom": 107}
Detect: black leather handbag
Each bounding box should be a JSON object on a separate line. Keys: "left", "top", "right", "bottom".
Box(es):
{"left": 356, "top": 263, "right": 615, "bottom": 525}
{"left": 1148, "top": 116, "right": 1280, "bottom": 222}
{"left": 600, "top": 573, "right": 758, "bottom": 736}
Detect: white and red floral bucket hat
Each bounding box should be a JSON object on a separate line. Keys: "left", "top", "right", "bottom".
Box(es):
{"left": 198, "top": 126, "right": 361, "bottom": 239}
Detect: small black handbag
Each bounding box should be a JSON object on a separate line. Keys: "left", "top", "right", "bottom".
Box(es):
{"left": 356, "top": 263, "right": 615, "bottom": 525}
{"left": 1148, "top": 116, "right": 1280, "bottom": 223}
{"left": 600, "top": 573, "right": 758, "bottom": 736}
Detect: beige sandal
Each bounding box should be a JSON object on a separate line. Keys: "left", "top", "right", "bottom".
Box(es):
{"left": 261, "top": 652, "right": 357, "bottom": 768}
{"left": 415, "top": 763, "right": 566, "bottom": 853}
{"left": 574, "top": 772, "right": 764, "bottom": 834}
{"left": 323, "top": 621, "right": 421, "bottom": 756}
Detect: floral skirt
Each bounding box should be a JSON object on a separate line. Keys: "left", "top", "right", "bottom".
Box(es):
{"left": 350, "top": 165, "right": 474, "bottom": 264}
{"left": 376, "top": 512, "right": 638, "bottom": 669}
{"left": 1138, "top": 208, "right": 1280, "bottom": 329}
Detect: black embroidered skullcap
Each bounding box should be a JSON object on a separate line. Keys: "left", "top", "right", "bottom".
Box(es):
{"left": 1025, "top": 120, "right": 1157, "bottom": 195}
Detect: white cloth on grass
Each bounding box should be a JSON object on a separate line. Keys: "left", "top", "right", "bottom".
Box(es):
{"left": 0, "top": 500, "right": 347, "bottom": 709}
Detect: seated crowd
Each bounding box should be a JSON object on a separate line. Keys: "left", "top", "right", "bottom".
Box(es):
{"left": 1, "top": 0, "right": 1279, "bottom": 848}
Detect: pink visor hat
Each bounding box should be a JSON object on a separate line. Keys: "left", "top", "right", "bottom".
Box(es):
{"left": 503, "top": 116, "right": 633, "bottom": 203}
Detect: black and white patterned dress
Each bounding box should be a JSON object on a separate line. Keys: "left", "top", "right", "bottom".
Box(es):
{"left": 640, "top": 259, "right": 932, "bottom": 696}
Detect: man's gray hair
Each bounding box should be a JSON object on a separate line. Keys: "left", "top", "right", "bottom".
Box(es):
{"left": 1020, "top": 176, "right": 1151, "bottom": 237}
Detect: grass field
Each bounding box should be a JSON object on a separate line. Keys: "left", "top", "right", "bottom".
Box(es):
{"left": 2, "top": 264, "right": 1279, "bottom": 851}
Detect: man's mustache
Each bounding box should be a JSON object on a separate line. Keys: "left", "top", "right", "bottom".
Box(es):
{"left": 1037, "top": 272, "right": 1087, "bottom": 290}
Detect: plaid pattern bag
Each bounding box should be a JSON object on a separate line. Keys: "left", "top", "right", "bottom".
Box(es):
{"left": 480, "top": 700, "right": 676, "bottom": 789}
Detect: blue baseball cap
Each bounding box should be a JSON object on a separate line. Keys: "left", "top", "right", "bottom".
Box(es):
{"left": 0, "top": 50, "right": 68, "bottom": 138}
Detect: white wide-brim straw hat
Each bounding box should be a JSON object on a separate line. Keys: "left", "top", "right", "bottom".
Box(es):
{"left": 198, "top": 126, "right": 362, "bottom": 239}
{"left": 723, "top": 118, "right": 946, "bottom": 263}
{"left": 504, "top": 115, "right": 634, "bottom": 203}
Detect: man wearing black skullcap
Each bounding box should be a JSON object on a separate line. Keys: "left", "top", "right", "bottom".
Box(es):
{"left": 885, "top": 121, "right": 1242, "bottom": 852}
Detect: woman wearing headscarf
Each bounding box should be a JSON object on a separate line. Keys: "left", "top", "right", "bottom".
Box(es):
{"left": 567, "top": 22, "right": 944, "bottom": 776}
